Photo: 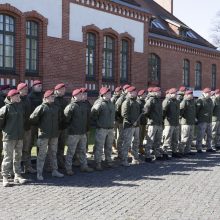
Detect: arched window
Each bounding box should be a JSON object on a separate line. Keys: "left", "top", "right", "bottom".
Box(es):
{"left": 183, "top": 59, "right": 190, "bottom": 87}
{"left": 102, "top": 36, "right": 114, "bottom": 80}
{"left": 86, "top": 32, "right": 96, "bottom": 78}
{"left": 120, "top": 39, "right": 129, "bottom": 82}
{"left": 211, "top": 64, "right": 217, "bottom": 90}
{"left": 195, "top": 61, "right": 202, "bottom": 90}
{"left": 0, "top": 14, "right": 15, "bottom": 70}
{"left": 148, "top": 53, "right": 160, "bottom": 83}
{"left": 26, "top": 21, "right": 38, "bottom": 73}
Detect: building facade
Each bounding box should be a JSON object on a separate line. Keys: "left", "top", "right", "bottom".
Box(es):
{"left": 0, "top": 0, "right": 219, "bottom": 95}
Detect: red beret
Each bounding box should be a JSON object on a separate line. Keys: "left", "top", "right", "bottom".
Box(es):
{"left": 72, "top": 88, "right": 82, "bottom": 97}
{"left": 152, "top": 87, "right": 161, "bottom": 92}
{"left": 138, "top": 89, "right": 145, "bottom": 96}
{"left": 44, "top": 90, "right": 54, "bottom": 98}
{"left": 169, "top": 88, "right": 177, "bottom": 94}
{"left": 17, "top": 83, "right": 27, "bottom": 91}
{"left": 54, "top": 83, "right": 65, "bottom": 90}
{"left": 123, "top": 84, "right": 130, "bottom": 90}
{"left": 7, "top": 89, "right": 19, "bottom": 97}
{"left": 203, "top": 88, "right": 211, "bottom": 93}
{"left": 147, "top": 87, "right": 153, "bottom": 92}
{"left": 0, "top": 85, "right": 10, "bottom": 91}
{"left": 179, "top": 86, "right": 187, "bottom": 92}
{"left": 81, "top": 88, "right": 88, "bottom": 93}
{"left": 185, "top": 90, "right": 193, "bottom": 95}
{"left": 100, "top": 87, "right": 110, "bottom": 95}
{"left": 33, "top": 80, "right": 42, "bottom": 86}
{"left": 127, "top": 86, "right": 136, "bottom": 92}
{"left": 115, "top": 86, "right": 122, "bottom": 92}
{"left": 215, "top": 89, "right": 220, "bottom": 94}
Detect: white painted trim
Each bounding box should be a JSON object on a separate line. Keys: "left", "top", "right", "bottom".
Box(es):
{"left": 1, "top": 0, "right": 62, "bottom": 38}
{"left": 69, "top": 3, "right": 144, "bottom": 53}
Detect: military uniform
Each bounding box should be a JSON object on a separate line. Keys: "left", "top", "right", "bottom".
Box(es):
{"left": 137, "top": 91, "right": 147, "bottom": 151}
{"left": 211, "top": 91, "right": 220, "bottom": 149}
{"left": 144, "top": 88, "right": 164, "bottom": 160}
{"left": 91, "top": 88, "right": 115, "bottom": 170}
{"left": 28, "top": 83, "right": 43, "bottom": 152}
{"left": 196, "top": 90, "right": 214, "bottom": 152}
{"left": 179, "top": 91, "right": 196, "bottom": 154}
{"left": 0, "top": 90, "right": 5, "bottom": 165}
{"left": 121, "top": 87, "right": 141, "bottom": 165}
{"left": 0, "top": 90, "right": 27, "bottom": 186}
{"left": 162, "top": 89, "right": 180, "bottom": 156}
{"left": 115, "top": 92, "right": 127, "bottom": 158}
{"left": 30, "top": 90, "right": 63, "bottom": 180}
{"left": 64, "top": 89, "right": 93, "bottom": 175}
{"left": 54, "top": 92, "right": 68, "bottom": 168}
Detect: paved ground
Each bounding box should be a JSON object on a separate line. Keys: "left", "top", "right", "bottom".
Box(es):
{"left": 0, "top": 150, "right": 220, "bottom": 220}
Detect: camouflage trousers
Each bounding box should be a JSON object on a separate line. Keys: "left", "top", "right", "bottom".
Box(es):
{"left": 180, "top": 125, "right": 194, "bottom": 153}
{"left": 121, "top": 127, "right": 140, "bottom": 161}
{"left": 114, "top": 121, "right": 123, "bottom": 158}
{"left": 65, "top": 134, "right": 88, "bottom": 171}
{"left": 0, "top": 132, "right": 3, "bottom": 166}
{"left": 144, "top": 125, "right": 163, "bottom": 158}
{"left": 162, "top": 125, "right": 180, "bottom": 154}
{"left": 37, "top": 138, "right": 58, "bottom": 174}
{"left": 139, "top": 124, "right": 146, "bottom": 147}
{"left": 94, "top": 128, "right": 114, "bottom": 163}
{"left": 196, "top": 122, "right": 212, "bottom": 150}
{"left": 211, "top": 121, "right": 220, "bottom": 148}
{"left": 57, "top": 129, "right": 67, "bottom": 166}
{"left": 22, "top": 129, "right": 32, "bottom": 168}
{"left": 1, "top": 140, "right": 23, "bottom": 177}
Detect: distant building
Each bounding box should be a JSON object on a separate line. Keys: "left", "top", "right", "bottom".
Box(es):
{"left": 0, "top": 0, "right": 219, "bottom": 94}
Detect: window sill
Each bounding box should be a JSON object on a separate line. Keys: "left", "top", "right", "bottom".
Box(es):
{"left": 0, "top": 69, "right": 17, "bottom": 75}
{"left": 102, "top": 78, "right": 114, "bottom": 82}
{"left": 86, "top": 76, "right": 96, "bottom": 81}
{"left": 25, "top": 72, "right": 39, "bottom": 77}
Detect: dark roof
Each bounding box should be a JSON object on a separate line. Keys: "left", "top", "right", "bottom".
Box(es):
{"left": 118, "top": 0, "right": 216, "bottom": 49}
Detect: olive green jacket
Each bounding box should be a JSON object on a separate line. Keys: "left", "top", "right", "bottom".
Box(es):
{"left": 163, "top": 97, "right": 180, "bottom": 126}
{"left": 28, "top": 90, "right": 43, "bottom": 113}
{"left": 121, "top": 97, "right": 140, "bottom": 128}
{"left": 30, "top": 102, "right": 60, "bottom": 139}
{"left": 20, "top": 95, "right": 32, "bottom": 131}
{"left": 54, "top": 96, "right": 69, "bottom": 130}
{"left": 180, "top": 98, "right": 196, "bottom": 125}
{"left": 212, "top": 96, "right": 220, "bottom": 122}
{"left": 91, "top": 98, "right": 115, "bottom": 129}
{"left": 64, "top": 99, "right": 88, "bottom": 135}
{"left": 0, "top": 98, "right": 24, "bottom": 141}
{"left": 115, "top": 93, "right": 126, "bottom": 123}
{"left": 196, "top": 96, "right": 213, "bottom": 123}
{"left": 144, "top": 96, "right": 163, "bottom": 126}
{"left": 137, "top": 97, "right": 147, "bottom": 125}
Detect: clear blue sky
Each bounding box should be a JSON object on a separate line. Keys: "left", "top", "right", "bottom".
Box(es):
{"left": 173, "top": 0, "right": 220, "bottom": 43}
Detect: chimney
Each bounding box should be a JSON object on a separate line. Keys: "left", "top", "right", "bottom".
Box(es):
{"left": 154, "top": 0, "right": 173, "bottom": 14}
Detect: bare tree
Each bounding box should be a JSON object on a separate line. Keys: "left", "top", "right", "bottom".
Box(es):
{"left": 210, "top": 11, "right": 220, "bottom": 49}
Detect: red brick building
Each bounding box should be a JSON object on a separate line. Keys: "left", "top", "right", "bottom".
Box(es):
{"left": 0, "top": 0, "right": 219, "bottom": 95}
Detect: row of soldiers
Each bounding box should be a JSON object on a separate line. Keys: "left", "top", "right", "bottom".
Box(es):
{"left": 0, "top": 81, "right": 219, "bottom": 187}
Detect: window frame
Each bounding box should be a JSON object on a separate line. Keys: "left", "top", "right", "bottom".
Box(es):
{"left": 195, "top": 61, "right": 202, "bottom": 90}
{"left": 86, "top": 32, "right": 96, "bottom": 80}
{"left": 183, "top": 59, "right": 190, "bottom": 87}
{"left": 211, "top": 64, "right": 217, "bottom": 90}
{"left": 0, "top": 14, "right": 16, "bottom": 73}
{"left": 120, "top": 39, "right": 129, "bottom": 83}
{"left": 148, "top": 53, "right": 160, "bottom": 84}
{"left": 25, "top": 20, "right": 39, "bottom": 75}
{"left": 102, "top": 35, "right": 115, "bottom": 81}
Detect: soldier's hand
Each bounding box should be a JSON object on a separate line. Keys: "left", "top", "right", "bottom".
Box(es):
{"left": 133, "top": 122, "right": 137, "bottom": 127}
